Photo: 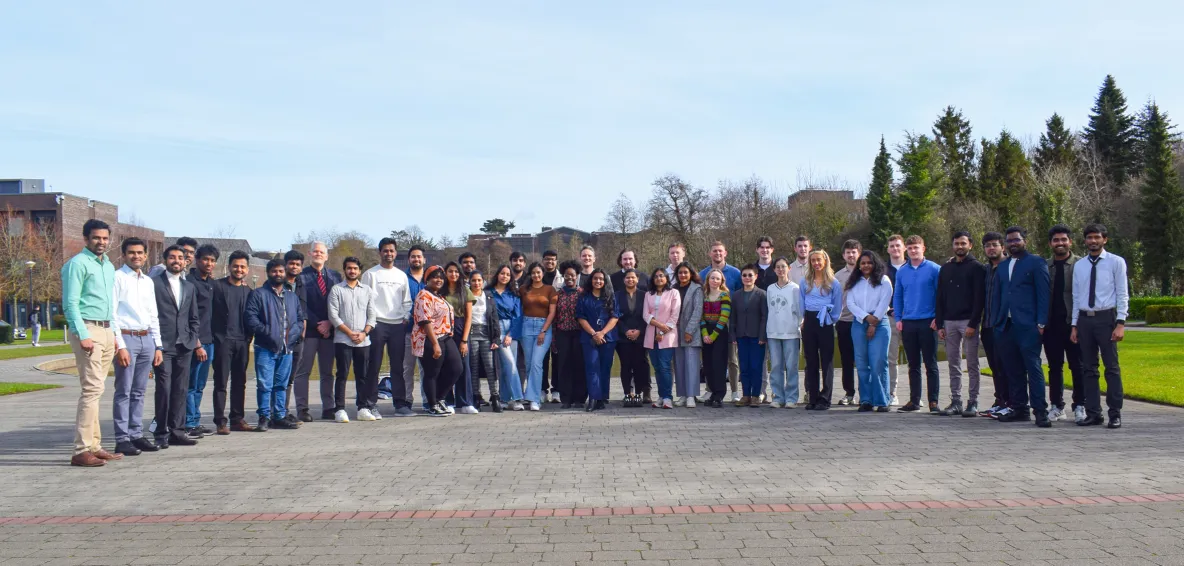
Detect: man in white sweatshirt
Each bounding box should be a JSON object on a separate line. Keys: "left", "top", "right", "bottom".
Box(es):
{"left": 360, "top": 238, "right": 413, "bottom": 417}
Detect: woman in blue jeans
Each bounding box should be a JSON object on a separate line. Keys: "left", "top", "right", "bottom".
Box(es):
{"left": 730, "top": 265, "right": 768, "bottom": 407}
{"left": 642, "top": 268, "right": 681, "bottom": 409}
{"left": 518, "top": 262, "right": 556, "bottom": 411}
{"left": 489, "top": 265, "right": 525, "bottom": 411}
{"left": 845, "top": 250, "right": 893, "bottom": 412}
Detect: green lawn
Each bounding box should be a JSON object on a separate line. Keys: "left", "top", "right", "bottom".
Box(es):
{"left": 1150, "top": 323, "right": 1184, "bottom": 329}
{"left": 983, "top": 331, "right": 1184, "bottom": 407}
{"left": 6, "top": 328, "right": 66, "bottom": 345}
{"left": 0, "top": 382, "right": 62, "bottom": 396}
{"left": 0, "top": 344, "right": 73, "bottom": 360}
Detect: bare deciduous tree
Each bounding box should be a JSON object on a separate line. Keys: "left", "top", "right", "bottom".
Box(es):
{"left": 601, "top": 193, "right": 641, "bottom": 235}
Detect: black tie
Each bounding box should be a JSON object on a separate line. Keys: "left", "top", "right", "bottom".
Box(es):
{"left": 1088, "top": 255, "right": 1100, "bottom": 309}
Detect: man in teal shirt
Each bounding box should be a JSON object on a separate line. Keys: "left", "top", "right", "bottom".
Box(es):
{"left": 62, "top": 219, "right": 120, "bottom": 467}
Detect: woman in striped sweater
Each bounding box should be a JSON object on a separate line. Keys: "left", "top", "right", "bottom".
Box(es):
{"left": 700, "top": 268, "right": 732, "bottom": 408}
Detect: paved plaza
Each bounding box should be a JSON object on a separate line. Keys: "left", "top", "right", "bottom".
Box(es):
{"left": 3, "top": 352, "right": 1184, "bottom": 564}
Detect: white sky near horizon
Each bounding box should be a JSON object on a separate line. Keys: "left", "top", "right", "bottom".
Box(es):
{"left": 2, "top": 1, "right": 1181, "bottom": 250}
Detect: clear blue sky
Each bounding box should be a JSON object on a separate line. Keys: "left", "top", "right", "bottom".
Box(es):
{"left": 2, "top": 1, "right": 1180, "bottom": 250}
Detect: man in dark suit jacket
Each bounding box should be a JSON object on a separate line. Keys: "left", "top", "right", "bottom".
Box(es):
{"left": 153, "top": 245, "right": 202, "bottom": 448}
{"left": 990, "top": 227, "right": 1052, "bottom": 428}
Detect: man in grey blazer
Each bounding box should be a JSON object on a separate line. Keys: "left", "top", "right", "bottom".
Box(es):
{"left": 152, "top": 245, "right": 202, "bottom": 448}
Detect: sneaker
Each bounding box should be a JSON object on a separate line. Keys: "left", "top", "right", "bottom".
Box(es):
{"left": 731, "top": 391, "right": 741, "bottom": 402}
{"left": 686, "top": 397, "right": 696, "bottom": 408}
{"left": 661, "top": 398, "right": 673, "bottom": 409}
{"left": 544, "top": 392, "right": 552, "bottom": 403}
{"left": 961, "top": 403, "right": 978, "bottom": 418}
{"left": 978, "top": 405, "right": 999, "bottom": 417}
{"left": 736, "top": 396, "right": 750, "bottom": 407}
{"left": 458, "top": 406, "right": 479, "bottom": 414}
{"left": 356, "top": 408, "right": 376, "bottom": 421}
{"left": 875, "top": 406, "right": 890, "bottom": 412}
{"left": 1073, "top": 405, "right": 1086, "bottom": 424}
{"left": 444, "top": 405, "right": 455, "bottom": 414}
{"left": 511, "top": 401, "right": 525, "bottom": 411}
{"left": 372, "top": 409, "right": 382, "bottom": 420}
{"left": 897, "top": 402, "right": 921, "bottom": 412}
{"left": 551, "top": 392, "right": 561, "bottom": 404}
{"left": 1048, "top": 406, "right": 1065, "bottom": 421}
{"left": 427, "top": 405, "right": 448, "bottom": 417}
{"left": 997, "top": 408, "right": 1031, "bottom": 422}
{"left": 529, "top": 402, "right": 541, "bottom": 411}
{"left": 674, "top": 397, "right": 686, "bottom": 407}
{"left": 1036, "top": 412, "right": 1052, "bottom": 428}
{"left": 889, "top": 395, "right": 900, "bottom": 407}
{"left": 836, "top": 395, "right": 851, "bottom": 406}
{"left": 334, "top": 409, "right": 350, "bottom": 423}
{"left": 394, "top": 406, "right": 415, "bottom": 417}
{"left": 989, "top": 406, "right": 1008, "bottom": 420}
{"left": 770, "top": 401, "right": 783, "bottom": 408}
{"left": 858, "top": 403, "right": 873, "bottom": 412}
{"left": 939, "top": 401, "right": 963, "bottom": 417}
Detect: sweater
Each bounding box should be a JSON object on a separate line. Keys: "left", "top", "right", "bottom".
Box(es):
{"left": 700, "top": 290, "right": 731, "bottom": 342}
{"left": 360, "top": 264, "right": 413, "bottom": 324}
{"left": 765, "top": 281, "right": 804, "bottom": 340}
{"left": 892, "top": 259, "right": 940, "bottom": 322}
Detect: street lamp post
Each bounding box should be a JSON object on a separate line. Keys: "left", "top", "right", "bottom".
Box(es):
{"left": 24, "top": 261, "right": 35, "bottom": 328}
{"left": 252, "top": 275, "right": 259, "bottom": 289}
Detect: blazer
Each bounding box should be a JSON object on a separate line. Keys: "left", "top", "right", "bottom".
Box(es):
{"left": 152, "top": 271, "right": 200, "bottom": 350}
{"left": 475, "top": 290, "right": 502, "bottom": 344}
{"left": 729, "top": 287, "right": 768, "bottom": 342}
{"left": 675, "top": 282, "right": 704, "bottom": 348}
{"left": 991, "top": 252, "right": 1050, "bottom": 329}
{"left": 614, "top": 288, "right": 647, "bottom": 344}
{"left": 1047, "top": 254, "right": 1078, "bottom": 325}
{"left": 299, "top": 265, "right": 343, "bottom": 338}
{"left": 642, "top": 288, "right": 681, "bottom": 349}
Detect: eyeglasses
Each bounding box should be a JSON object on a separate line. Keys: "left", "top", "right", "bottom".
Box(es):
{"left": 742, "top": 273, "right": 755, "bottom": 278}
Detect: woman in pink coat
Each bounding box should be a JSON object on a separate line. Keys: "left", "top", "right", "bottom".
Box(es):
{"left": 643, "top": 268, "right": 681, "bottom": 409}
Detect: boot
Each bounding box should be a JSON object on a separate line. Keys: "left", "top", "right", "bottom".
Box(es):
{"left": 491, "top": 395, "right": 504, "bottom": 413}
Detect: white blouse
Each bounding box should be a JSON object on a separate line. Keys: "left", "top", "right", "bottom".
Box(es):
{"left": 845, "top": 275, "right": 893, "bottom": 322}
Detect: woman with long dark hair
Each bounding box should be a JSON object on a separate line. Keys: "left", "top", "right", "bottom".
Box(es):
{"left": 643, "top": 268, "right": 681, "bottom": 409}
{"left": 800, "top": 250, "right": 843, "bottom": 410}
{"left": 489, "top": 265, "right": 525, "bottom": 411}
{"left": 577, "top": 269, "right": 620, "bottom": 411}
{"left": 442, "top": 262, "right": 477, "bottom": 414}
{"left": 672, "top": 262, "right": 703, "bottom": 407}
{"left": 468, "top": 270, "right": 503, "bottom": 412}
{"left": 413, "top": 266, "right": 463, "bottom": 417}
{"left": 519, "top": 262, "right": 556, "bottom": 411}
{"left": 614, "top": 268, "right": 651, "bottom": 406}
{"left": 845, "top": 250, "right": 893, "bottom": 412}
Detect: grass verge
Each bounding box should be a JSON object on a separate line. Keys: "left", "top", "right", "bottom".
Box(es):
{"left": 0, "top": 382, "right": 62, "bottom": 396}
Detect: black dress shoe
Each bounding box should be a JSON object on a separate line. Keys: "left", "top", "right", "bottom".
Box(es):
{"left": 155, "top": 437, "right": 169, "bottom": 450}
{"left": 169, "top": 432, "right": 198, "bottom": 446}
{"left": 1035, "top": 413, "right": 1052, "bottom": 428}
{"left": 1078, "top": 415, "right": 1105, "bottom": 426}
{"left": 321, "top": 410, "right": 336, "bottom": 420}
{"left": 114, "top": 441, "right": 141, "bottom": 456}
{"left": 1107, "top": 417, "right": 1122, "bottom": 429}
{"left": 897, "top": 402, "right": 921, "bottom": 412}
{"left": 593, "top": 400, "right": 606, "bottom": 411}
{"left": 132, "top": 437, "right": 159, "bottom": 452}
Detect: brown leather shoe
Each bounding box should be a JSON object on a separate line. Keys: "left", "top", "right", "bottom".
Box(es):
{"left": 71, "top": 452, "right": 105, "bottom": 467}
{"left": 93, "top": 448, "right": 123, "bottom": 461}
{"left": 231, "top": 420, "right": 255, "bottom": 432}
{"left": 216, "top": 424, "right": 231, "bottom": 435}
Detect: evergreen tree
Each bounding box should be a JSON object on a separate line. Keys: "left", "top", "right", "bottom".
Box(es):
{"left": 1034, "top": 113, "right": 1076, "bottom": 171}
{"left": 895, "top": 134, "right": 945, "bottom": 234}
{"left": 866, "top": 137, "right": 897, "bottom": 249}
{"left": 1084, "top": 74, "right": 1137, "bottom": 189}
{"left": 1136, "top": 102, "right": 1184, "bottom": 295}
{"left": 931, "top": 106, "right": 977, "bottom": 200}
{"left": 978, "top": 130, "right": 1033, "bottom": 228}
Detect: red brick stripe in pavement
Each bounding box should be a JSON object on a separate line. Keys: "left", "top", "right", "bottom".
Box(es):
{"left": 3, "top": 494, "right": 1181, "bottom": 525}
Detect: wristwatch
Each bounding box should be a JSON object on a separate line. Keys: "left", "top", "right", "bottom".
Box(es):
{"left": 1116, "top": 320, "right": 1125, "bottom": 326}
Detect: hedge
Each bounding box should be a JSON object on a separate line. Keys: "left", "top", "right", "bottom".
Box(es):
{"left": 1147, "top": 305, "right": 1184, "bottom": 325}
{"left": 1130, "top": 296, "right": 1184, "bottom": 321}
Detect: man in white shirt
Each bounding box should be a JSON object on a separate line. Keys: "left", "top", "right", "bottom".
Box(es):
{"left": 361, "top": 238, "right": 413, "bottom": 417}
{"left": 1070, "top": 223, "right": 1129, "bottom": 429}
{"left": 665, "top": 243, "right": 686, "bottom": 277}
{"left": 885, "top": 234, "right": 906, "bottom": 405}
{"left": 111, "top": 238, "right": 163, "bottom": 457}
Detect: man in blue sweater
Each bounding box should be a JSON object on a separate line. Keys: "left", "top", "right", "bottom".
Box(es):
{"left": 893, "top": 235, "right": 942, "bottom": 413}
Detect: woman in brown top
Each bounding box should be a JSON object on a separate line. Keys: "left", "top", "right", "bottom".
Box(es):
{"left": 519, "top": 262, "right": 557, "bottom": 411}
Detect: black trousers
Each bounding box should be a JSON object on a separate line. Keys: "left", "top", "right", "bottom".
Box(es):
{"left": 335, "top": 343, "right": 369, "bottom": 411}
{"left": 616, "top": 340, "right": 651, "bottom": 396}
{"left": 802, "top": 311, "right": 835, "bottom": 406}
{"left": 212, "top": 338, "right": 249, "bottom": 426}
{"left": 836, "top": 320, "right": 856, "bottom": 397}
{"left": 367, "top": 322, "right": 407, "bottom": 407}
{"left": 419, "top": 335, "right": 463, "bottom": 405}
{"left": 701, "top": 327, "right": 730, "bottom": 402}
{"left": 553, "top": 329, "right": 587, "bottom": 403}
{"left": 1043, "top": 321, "right": 1083, "bottom": 409}
{"left": 1078, "top": 309, "right": 1124, "bottom": 419}
{"left": 901, "top": 318, "right": 940, "bottom": 405}
{"left": 154, "top": 344, "right": 193, "bottom": 438}
{"left": 980, "top": 328, "right": 1009, "bottom": 408}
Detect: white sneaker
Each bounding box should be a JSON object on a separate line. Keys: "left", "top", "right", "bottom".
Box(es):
{"left": 552, "top": 392, "right": 561, "bottom": 403}
{"left": 889, "top": 396, "right": 900, "bottom": 407}
{"left": 334, "top": 409, "right": 350, "bottom": 423}
{"left": 686, "top": 397, "right": 696, "bottom": 408}
{"left": 1048, "top": 407, "right": 1065, "bottom": 421}
{"left": 511, "top": 401, "right": 525, "bottom": 411}
{"left": 1073, "top": 405, "right": 1086, "bottom": 424}
{"left": 770, "top": 401, "right": 783, "bottom": 408}
{"left": 731, "top": 391, "right": 741, "bottom": 402}
{"left": 674, "top": 397, "right": 686, "bottom": 407}
{"left": 544, "top": 392, "right": 552, "bottom": 403}
{"left": 445, "top": 405, "right": 455, "bottom": 414}
{"left": 371, "top": 409, "right": 383, "bottom": 420}
{"left": 529, "top": 402, "right": 541, "bottom": 411}
{"left": 458, "top": 406, "right": 479, "bottom": 414}
{"left": 356, "top": 408, "right": 376, "bottom": 421}
{"left": 661, "top": 398, "right": 673, "bottom": 409}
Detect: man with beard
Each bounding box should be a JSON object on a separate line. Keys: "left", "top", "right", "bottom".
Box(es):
{"left": 459, "top": 252, "right": 478, "bottom": 277}
{"left": 152, "top": 245, "right": 202, "bottom": 448}
{"left": 150, "top": 236, "right": 197, "bottom": 278}
{"left": 362, "top": 238, "right": 413, "bottom": 418}
{"left": 211, "top": 251, "right": 255, "bottom": 433}
{"left": 111, "top": 237, "right": 163, "bottom": 456}
{"left": 541, "top": 250, "right": 559, "bottom": 286}
{"left": 510, "top": 251, "right": 528, "bottom": 291}
{"left": 292, "top": 242, "right": 342, "bottom": 422}
{"left": 281, "top": 250, "right": 308, "bottom": 426}
{"left": 990, "top": 227, "right": 1051, "bottom": 428}
{"left": 1071, "top": 224, "right": 1128, "bottom": 429}
{"left": 1044, "top": 225, "right": 1083, "bottom": 423}
{"left": 328, "top": 256, "right": 377, "bottom": 422}
{"left": 246, "top": 260, "right": 306, "bottom": 430}
{"left": 935, "top": 231, "right": 984, "bottom": 417}
{"left": 611, "top": 248, "right": 648, "bottom": 295}
{"left": 978, "top": 232, "right": 1011, "bottom": 417}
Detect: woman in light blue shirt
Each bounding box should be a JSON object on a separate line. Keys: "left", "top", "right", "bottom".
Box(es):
{"left": 845, "top": 251, "right": 893, "bottom": 412}
{"left": 799, "top": 250, "right": 843, "bottom": 410}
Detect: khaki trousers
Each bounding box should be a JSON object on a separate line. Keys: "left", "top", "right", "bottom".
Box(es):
{"left": 69, "top": 323, "right": 116, "bottom": 455}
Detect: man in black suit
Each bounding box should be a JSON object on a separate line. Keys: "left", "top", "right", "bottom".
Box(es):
{"left": 990, "top": 227, "right": 1052, "bottom": 428}
{"left": 153, "top": 245, "right": 202, "bottom": 448}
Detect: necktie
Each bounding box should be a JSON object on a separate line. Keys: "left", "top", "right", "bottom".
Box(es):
{"left": 317, "top": 270, "right": 327, "bottom": 296}
{"left": 1088, "top": 255, "right": 1100, "bottom": 308}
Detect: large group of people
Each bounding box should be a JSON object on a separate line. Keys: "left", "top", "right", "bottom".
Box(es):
{"left": 62, "top": 218, "right": 1130, "bottom": 467}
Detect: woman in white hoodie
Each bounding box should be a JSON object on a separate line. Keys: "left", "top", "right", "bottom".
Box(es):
{"left": 765, "top": 257, "right": 804, "bottom": 408}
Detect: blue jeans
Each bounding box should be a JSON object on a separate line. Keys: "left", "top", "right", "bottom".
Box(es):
{"left": 520, "top": 317, "right": 552, "bottom": 403}
{"left": 498, "top": 319, "right": 524, "bottom": 402}
{"left": 852, "top": 320, "right": 891, "bottom": 407}
{"left": 737, "top": 337, "right": 765, "bottom": 398}
{"left": 254, "top": 347, "right": 293, "bottom": 420}
{"left": 648, "top": 348, "right": 674, "bottom": 400}
{"left": 113, "top": 333, "right": 154, "bottom": 442}
{"left": 767, "top": 338, "right": 800, "bottom": 405}
{"left": 185, "top": 342, "right": 214, "bottom": 428}
{"left": 582, "top": 340, "right": 615, "bottom": 401}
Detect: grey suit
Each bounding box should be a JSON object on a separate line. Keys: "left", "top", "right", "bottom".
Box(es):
{"left": 674, "top": 283, "right": 703, "bottom": 399}
{"left": 153, "top": 272, "right": 201, "bottom": 439}
{"left": 1044, "top": 254, "right": 1082, "bottom": 411}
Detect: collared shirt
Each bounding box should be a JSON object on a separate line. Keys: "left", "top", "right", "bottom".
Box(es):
{"left": 166, "top": 271, "right": 183, "bottom": 309}
{"left": 846, "top": 275, "right": 893, "bottom": 323}
{"left": 61, "top": 247, "right": 116, "bottom": 340}
{"left": 1072, "top": 250, "right": 1130, "bottom": 325}
{"left": 834, "top": 265, "right": 858, "bottom": 322}
{"left": 788, "top": 259, "right": 810, "bottom": 288}
{"left": 112, "top": 265, "right": 162, "bottom": 350}
{"left": 328, "top": 281, "right": 377, "bottom": 347}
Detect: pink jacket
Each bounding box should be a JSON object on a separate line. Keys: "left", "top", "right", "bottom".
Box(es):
{"left": 642, "top": 288, "right": 681, "bottom": 349}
